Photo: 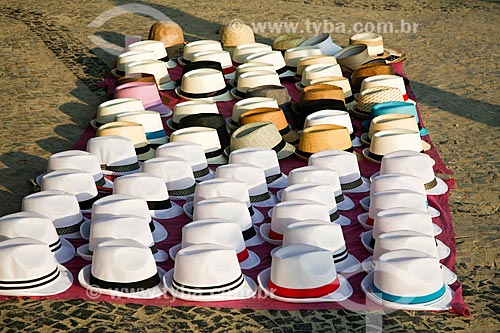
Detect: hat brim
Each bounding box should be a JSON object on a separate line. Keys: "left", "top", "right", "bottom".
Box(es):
{"left": 168, "top": 243, "right": 182, "bottom": 261}
{"left": 294, "top": 82, "right": 306, "bottom": 91}
{"left": 352, "top": 136, "right": 363, "bottom": 148}
{"left": 428, "top": 205, "right": 441, "bottom": 218}
{"left": 362, "top": 148, "right": 382, "bottom": 165}
{"left": 259, "top": 223, "right": 282, "bottom": 245}
{"left": 251, "top": 208, "right": 265, "bottom": 224}
{"left": 245, "top": 225, "right": 265, "bottom": 247}
{"left": 282, "top": 129, "right": 300, "bottom": 145}
{"left": 359, "top": 196, "right": 370, "bottom": 211}
{"left": 357, "top": 212, "right": 372, "bottom": 230}
{"left": 151, "top": 220, "right": 169, "bottom": 242}
{"left": 166, "top": 118, "right": 178, "bottom": 131}
{"left": 257, "top": 268, "right": 353, "bottom": 303}
{"left": 268, "top": 173, "right": 288, "bottom": 189}
{"left": 224, "top": 143, "right": 295, "bottom": 161}
{"left": 166, "top": 59, "right": 178, "bottom": 69}
{"left": 426, "top": 177, "right": 449, "bottom": 196}
{"left": 182, "top": 201, "right": 194, "bottom": 219}
{"left": 342, "top": 176, "right": 370, "bottom": 193}
{"left": 337, "top": 195, "right": 355, "bottom": 211}
{"left": 251, "top": 191, "right": 279, "bottom": 207}
{"left": 163, "top": 269, "right": 257, "bottom": 302}
{"left": 240, "top": 250, "right": 261, "bottom": 270}
{"left": 76, "top": 243, "right": 93, "bottom": 261}
{"left": 90, "top": 119, "right": 101, "bottom": 130}
{"left": 174, "top": 87, "right": 234, "bottom": 103}
{"left": 194, "top": 168, "right": 215, "bottom": 182}
{"left": 158, "top": 80, "right": 177, "bottom": 91}
{"left": 333, "top": 213, "right": 351, "bottom": 226}
{"left": 78, "top": 265, "right": 167, "bottom": 299}
{"left": 335, "top": 253, "right": 362, "bottom": 274}
{"left": 360, "top": 230, "right": 374, "bottom": 253}
{"left": 55, "top": 237, "right": 76, "bottom": 264}
{"left": 361, "top": 271, "right": 453, "bottom": 311}
{"left": 150, "top": 201, "right": 183, "bottom": 220}
{"left": 177, "top": 57, "right": 189, "bottom": 66}
{"left": 360, "top": 133, "right": 371, "bottom": 146}
{"left": 225, "top": 117, "right": 239, "bottom": 131}
{"left": 146, "top": 104, "right": 173, "bottom": 118}
{"left": 436, "top": 239, "right": 451, "bottom": 260}
{"left": 279, "top": 70, "right": 296, "bottom": 78}
{"left": 137, "top": 147, "right": 157, "bottom": 161}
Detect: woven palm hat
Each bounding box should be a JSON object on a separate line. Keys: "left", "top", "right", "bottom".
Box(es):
{"left": 113, "top": 81, "right": 172, "bottom": 117}
{"left": 284, "top": 46, "right": 323, "bottom": 72}
{"left": 113, "top": 50, "right": 156, "bottom": 77}
{"left": 115, "top": 110, "right": 169, "bottom": 146}
{"left": 292, "top": 99, "right": 347, "bottom": 130}
{"left": 366, "top": 101, "right": 428, "bottom": 136}
{"left": 296, "top": 64, "right": 343, "bottom": 90}
{"left": 335, "top": 44, "right": 373, "bottom": 72}
{"left": 91, "top": 98, "right": 145, "bottom": 129}
{"left": 86, "top": 136, "right": 141, "bottom": 176}
{"left": 351, "top": 86, "right": 403, "bottom": 120}
{"left": 232, "top": 43, "right": 273, "bottom": 65}
{"left": 220, "top": 22, "right": 255, "bottom": 47}
{"left": 360, "top": 74, "right": 413, "bottom": 103}
{"left": 308, "top": 76, "right": 355, "bottom": 110}
{"left": 299, "top": 84, "right": 346, "bottom": 104}
{"left": 295, "top": 124, "right": 353, "bottom": 161}
{"left": 349, "top": 32, "right": 386, "bottom": 56}
{"left": 304, "top": 110, "right": 361, "bottom": 147}
{"left": 127, "top": 40, "right": 177, "bottom": 69}
{"left": 231, "top": 70, "right": 281, "bottom": 100}
{"left": 350, "top": 62, "right": 395, "bottom": 93}
{"left": 295, "top": 55, "right": 337, "bottom": 79}
{"left": 175, "top": 68, "right": 233, "bottom": 102}
{"left": 362, "top": 129, "right": 425, "bottom": 164}
{"left": 179, "top": 113, "right": 230, "bottom": 150}
{"left": 230, "top": 62, "right": 275, "bottom": 87}
{"left": 168, "top": 100, "right": 219, "bottom": 130}
{"left": 170, "top": 126, "right": 228, "bottom": 165}
{"left": 148, "top": 21, "right": 185, "bottom": 59}
{"left": 227, "top": 97, "right": 279, "bottom": 130}
{"left": 299, "top": 33, "right": 342, "bottom": 55}
{"left": 272, "top": 34, "right": 305, "bottom": 52}
{"left": 191, "top": 50, "right": 235, "bottom": 79}
{"left": 245, "top": 51, "right": 295, "bottom": 78}
{"left": 125, "top": 59, "right": 175, "bottom": 91}
{"left": 178, "top": 40, "right": 222, "bottom": 65}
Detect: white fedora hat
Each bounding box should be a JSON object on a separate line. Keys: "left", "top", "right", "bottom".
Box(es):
{"left": 125, "top": 59, "right": 176, "bottom": 91}
{"left": 155, "top": 141, "right": 214, "bottom": 182}
{"left": 175, "top": 68, "right": 233, "bottom": 102}
{"left": 126, "top": 39, "right": 177, "bottom": 68}
{"left": 309, "top": 76, "right": 356, "bottom": 111}
{"left": 304, "top": 110, "right": 361, "bottom": 147}
{"left": 86, "top": 136, "right": 141, "bottom": 176}
{"left": 36, "top": 150, "right": 113, "bottom": 191}
{"left": 0, "top": 212, "right": 75, "bottom": 264}
{"left": 360, "top": 74, "right": 415, "bottom": 104}
{"left": 283, "top": 220, "right": 361, "bottom": 273}
{"left": 78, "top": 239, "right": 167, "bottom": 299}
{"left": 228, "top": 147, "right": 287, "bottom": 189}
{"left": 230, "top": 62, "right": 275, "bottom": 87}
{"left": 359, "top": 173, "right": 441, "bottom": 218}
{"left": 349, "top": 32, "right": 385, "bottom": 56}
{"left": 227, "top": 97, "right": 279, "bottom": 130}
{"left": 0, "top": 237, "right": 73, "bottom": 296}
{"left": 141, "top": 156, "right": 196, "bottom": 200}
{"left": 361, "top": 249, "right": 453, "bottom": 310}
{"left": 308, "top": 150, "right": 370, "bottom": 193}
{"left": 232, "top": 43, "right": 273, "bottom": 65}
{"left": 77, "top": 215, "right": 168, "bottom": 262}
{"left": 41, "top": 169, "right": 99, "bottom": 213}
{"left": 245, "top": 50, "right": 295, "bottom": 78}
{"left": 191, "top": 50, "right": 235, "bottom": 79}
{"left": 112, "top": 173, "right": 183, "bottom": 219}
{"left": 295, "top": 55, "right": 338, "bottom": 79}
{"left": 296, "top": 63, "right": 343, "bottom": 90}
{"left": 281, "top": 166, "right": 354, "bottom": 211}
{"left": 231, "top": 70, "right": 281, "bottom": 100}
{"left": 91, "top": 98, "right": 145, "bottom": 129}
{"left": 167, "top": 100, "right": 219, "bottom": 130}
{"left": 168, "top": 218, "right": 260, "bottom": 270}
{"left": 215, "top": 163, "right": 278, "bottom": 207}
{"left": 21, "top": 190, "right": 88, "bottom": 239}
{"left": 82, "top": 193, "right": 168, "bottom": 243}
{"left": 179, "top": 40, "right": 223, "bottom": 65}
{"left": 379, "top": 150, "right": 449, "bottom": 195}
{"left": 183, "top": 177, "right": 264, "bottom": 224}
{"left": 163, "top": 243, "right": 257, "bottom": 301}
{"left": 192, "top": 197, "right": 264, "bottom": 247}
{"left": 258, "top": 244, "right": 353, "bottom": 303}
{"left": 299, "top": 33, "right": 342, "bottom": 55}
{"left": 284, "top": 46, "right": 323, "bottom": 72}
{"left": 261, "top": 199, "right": 330, "bottom": 245}
{"left": 170, "top": 126, "right": 227, "bottom": 165}
{"left": 362, "top": 129, "right": 427, "bottom": 164}
{"left": 114, "top": 50, "right": 157, "bottom": 77}
{"left": 116, "top": 111, "right": 169, "bottom": 146}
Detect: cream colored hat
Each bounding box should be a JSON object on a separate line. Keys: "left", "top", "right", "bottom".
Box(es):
{"left": 125, "top": 59, "right": 175, "bottom": 91}
{"left": 360, "top": 74, "right": 414, "bottom": 103}
{"left": 349, "top": 32, "right": 385, "bottom": 56}
{"left": 116, "top": 110, "right": 169, "bottom": 146}
{"left": 304, "top": 110, "right": 361, "bottom": 147}
{"left": 362, "top": 129, "right": 425, "bottom": 164}
{"left": 86, "top": 136, "right": 141, "bottom": 176}
{"left": 91, "top": 98, "right": 145, "bottom": 129}
{"left": 297, "top": 63, "right": 343, "bottom": 90}
{"left": 179, "top": 40, "right": 222, "bottom": 65}
{"left": 335, "top": 44, "right": 373, "bottom": 71}
{"left": 168, "top": 100, "right": 219, "bottom": 130}
{"left": 245, "top": 51, "right": 295, "bottom": 78}
{"left": 299, "top": 33, "right": 342, "bottom": 55}
{"left": 191, "top": 50, "right": 235, "bottom": 79}
{"left": 175, "top": 68, "right": 233, "bottom": 102}
{"left": 296, "top": 55, "right": 337, "bottom": 78}
{"left": 170, "top": 126, "right": 227, "bottom": 165}
{"left": 284, "top": 46, "right": 323, "bottom": 71}
{"left": 231, "top": 70, "right": 281, "bottom": 100}
{"left": 232, "top": 43, "right": 273, "bottom": 64}
{"left": 127, "top": 40, "right": 177, "bottom": 68}
{"left": 231, "top": 62, "right": 275, "bottom": 87}
{"left": 114, "top": 50, "right": 156, "bottom": 76}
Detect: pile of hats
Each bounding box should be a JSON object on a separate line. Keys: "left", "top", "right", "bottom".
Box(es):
{"left": 0, "top": 21, "right": 455, "bottom": 309}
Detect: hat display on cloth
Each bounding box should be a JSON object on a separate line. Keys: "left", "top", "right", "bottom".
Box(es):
{"left": 0, "top": 212, "right": 75, "bottom": 264}
{"left": 296, "top": 63, "right": 343, "bottom": 90}
{"left": 163, "top": 243, "right": 257, "bottom": 302}
{"left": 308, "top": 150, "right": 371, "bottom": 193}
{"left": 284, "top": 46, "right": 323, "bottom": 73}
{"left": 238, "top": 107, "right": 299, "bottom": 145}
{"left": 360, "top": 74, "right": 415, "bottom": 104}
{"left": 350, "top": 62, "right": 395, "bottom": 93}
{"left": 379, "top": 150, "right": 448, "bottom": 195}
{"left": 91, "top": 98, "right": 145, "bottom": 129}
{"left": 258, "top": 244, "right": 353, "bottom": 303}
{"left": 362, "top": 129, "right": 426, "bottom": 164}
{"left": 168, "top": 218, "right": 260, "bottom": 270}
{"left": 76, "top": 215, "right": 168, "bottom": 262}
{"left": 282, "top": 166, "right": 354, "bottom": 211}
{"left": 245, "top": 50, "right": 295, "bottom": 78}
{"left": 228, "top": 147, "right": 288, "bottom": 189}
{"left": 230, "top": 62, "right": 275, "bottom": 87}
{"left": 175, "top": 68, "right": 233, "bottom": 102}
{"left": 155, "top": 141, "right": 214, "bottom": 182}
{"left": 335, "top": 44, "right": 373, "bottom": 71}
{"left": 231, "top": 70, "right": 281, "bottom": 100}
{"left": 41, "top": 169, "right": 99, "bottom": 213}
{"left": 361, "top": 249, "right": 453, "bottom": 310}
{"left": 113, "top": 50, "right": 157, "bottom": 77}
{"left": 226, "top": 122, "right": 295, "bottom": 160}
{"left": 36, "top": 150, "right": 114, "bottom": 191}
{"left": 232, "top": 43, "right": 273, "bottom": 65}
{"left": 215, "top": 163, "right": 278, "bottom": 207}
{"left": 182, "top": 177, "right": 265, "bottom": 224}
{"left": 178, "top": 40, "right": 223, "bottom": 65}
{"left": 292, "top": 99, "right": 348, "bottom": 130}
{"left": 283, "top": 220, "right": 361, "bottom": 273}
{"left": 220, "top": 22, "right": 255, "bottom": 50}
{"left": 261, "top": 199, "right": 330, "bottom": 245}
{"left": 191, "top": 50, "right": 235, "bottom": 79}
{"left": 78, "top": 239, "right": 167, "bottom": 299}
{"left": 167, "top": 100, "right": 219, "bottom": 130}
{"left": 22, "top": 190, "right": 88, "bottom": 239}
{"left": 299, "top": 33, "right": 342, "bottom": 55}
{"left": 148, "top": 21, "right": 185, "bottom": 57}
{"left": 364, "top": 101, "right": 429, "bottom": 136}
{"left": 141, "top": 156, "right": 196, "bottom": 200}
{"left": 349, "top": 32, "right": 386, "bottom": 56}
{"left": 295, "top": 55, "right": 338, "bottom": 79}
{"left": 304, "top": 110, "right": 361, "bottom": 147}
{"left": 0, "top": 237, "right": 73, "bottom": 296}
{"left": 82, "top": 193, "right": 168, "bottom": 243}
{"left": 272, "top": 34, "right": 306, "bottom": 52}
{"left": 192, "top": 197, "right": 264, "bottom": 247}
{"left": 112, "top": 173, "right": 183, "bottom": 219}
{"left": 227, "top": 97, "right": 279, "bottom": 130}
{"left": 170, "top": 126, "right": 228, "bottom": 165}
{"left": 308, "top": 76, "right": 355, "bottom": 110}
{"left": 125, "top": 59, "right": 176, "bottom": 91}
{"left": 350, "top": 86, "right": 403, "bottom": 120}
{"left": 97, "top": 121, "right": 156, "bottom": 161}
{"left": 295, "top": 124, "right": 353, "bottom": 161}
{"left": 114, "top": 81, "right": 172, "bottom": 117}
{"left": 115, "top": 110, "right": 169, "bottom": 147}
{"left": 86, "top": 136, "right": 141, "bottom": 176}
{"left": 127, "top": 39, "right": 178, "bottom": 69}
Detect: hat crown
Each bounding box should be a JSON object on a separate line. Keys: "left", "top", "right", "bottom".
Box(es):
{"left": 370, "top": 129, "right": 423, "bottom": 155}
{"left": 374, "top": 207, "right": 435, "bottom": 238}
{"left": 282, "top": 183, "right": 336, "bottom": 209}
{"left": 283, "top": 220, "right": 346, "bottom": 252}
{"left": 193, "top": 197, "right": 252, "bottom": 230}
{"left": 232, "top": 98, "right": 279, "bottom": 121}
{"left": 369, "top": 189, "right": 427, "bottom": 218}
{"left": 116, "top": 110, "right": 164, "bottom": 133}
{"left": 304, "top": 110, "right": 353, "bottom": 132}
{"left": 381, "top": 151, "right": 435, "bottom": 183}
{"left": 155, "top": 141, "right": 208, "bottom": 169}
{"left": 148, "top": 21, "right": 185, "bottom": 48}
{"left": 192, "top": 50, "right": 232, "bottom": 68}
{"left": 47, "top": 150, "right": 102, "bottom": 180}
{"left": 220, "top": 23, "right": 255, "bottom": 47}
{"left": 22, "top": 190, "right": 83, "bottom": 227}
{"left": 180, "top": 68, "right": 226, "bottom": 94}
{"left": 173, "top": 100, "right": 219, "bottom": 123}
{"left": 214, "top": 163, "right": 268, "bottom": 195}
{"left": 183, "top": 40, "right": 222, "bottom": 61}
{"left": 127, "top": 40, "right": 168, "bottom": 59}
{"left": 181, "top": 219, "right": 245, "bottom": 252}
{"left": 371, "top": 101, "right": 419, "bottom": 122}
{"left": 296, "top": 55, "right": 338, "bottom": 75}
{"left": 92, "top": 194, "right": 151, "bottom": 221}
{"left": 0, "top": 212, "right": 59, "bottom": 246}
{"left": 229, "top": 122, "right": 284, "bottom": 152}
{"left": 97, "top": 121, "right": 148, "bottom": 147}
{"left": 361, "top": 74, "right": 406, "bottom": 95}
{"left": 142, "top": 157, "right": 195, "bottom": 188}
{"left": 236, "top": 71, "right": 281, "bottom": 91}
{"left": 171, "top": 126, "right": 221, "bottom": 152}
{"left": 114, "top": 81, "right": 161, "bottom": 108}
{"left": 116, "top": 50, "right": 157, "bottom": 71}
{"left": 368, "top": 113, "right": 417, "bottom": 138}
{"left": 125, "top": 59, "right": 169, "bottom": 79}
{"left": 374, "top": 231, "right": 439, "bottom": 260}
{"left": 299, "top": 124, "right": 352, "bottom": 153}
{"left": 41, "top": 169, "right": 97, "bottom": 201}
{"left": 233, "top": 43, "right": 272, "bottom": 63}
{"left": 97, "top": 98, "right": 145, "bottom": 123}
{"left": 239, "top": 107, "right": 288, "bottom": 130}
{"left": 113, "top": 173, "right": 169, "bottom": 201}
{"left": 371, "top": 173, "right": 425, "bottom": 195}
{"left": 245, "top": 51, "right": 286, "bottom": 71}
{"left": 271, "top": 200, "right": 331, "bottom": 234}
{"left": 86, "top": 136, "right": 139, "bottom": 168}
{"left": 309, "top": 150, "right": 361, "bottom": 183}
{"left": 284, "top": 46, "right": 323, "bottom": 67}
{"left": 299, "top": 33, "right": 341, "bottom": 55}
{"left": 193, "top": 178, "right": 250, "bottom": 205}
{"left": 302, "top": 64, "right": 342, "bottom": 86}
{"left": 288, "top": 166, "right": 341, "bottom": 191}
{"left": 229, "top": 147, "right": 280, "bottom": 176}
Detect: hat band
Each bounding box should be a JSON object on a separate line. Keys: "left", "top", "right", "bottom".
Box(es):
{"left": 249, "top": 191, "right": 271, "bottom": 203}
{"left": 95, "top": 176, "right": 106, "bottom": 187}
{"left": 330, "top": 210, "right": 340, "bottom": 222}
{"left": 222, "top": 67, "right": 235, "bottom": 75}
{"left": 79, "top": 193, "right": 104, "bottom": 211}
{"left": 193, "top": 166, "right": 210, "bottom": 179}
{"left": 89, "top": 272, "right": 160, "bottom": 294}
{"left": 265, "top": 173, "right": 282, "bottom": 185}
{"left": 285, "top": 65, "right": 297, "bottom": 72}
{"left": 159, "top": 55, "right": 170, "bottom": 62}
{"left": 234, "top": 88, "right": 247, "bottom": 99}
{"left": 0, "top": 267, "right": 60, "bottom": 290}
{"left": 341, "top": 177, "right": 363, "bottom": 191}
{"left": 335, "top": 193, "right": 345, "bottom": 204}
{"left": 95, "top": 120, "right": 106, "bottom": 127}
{"left": 271, "top": 138, "right": 287, "bottom": 154}
{"left": 248, "top": 205, "right": 255, "bottom": 216}
{"left": 146, "top": 129, "right": 167, "bottom": 140}
{"left": 402, "top": 93, "right": 409, "bottom": 101}
{"left": 147, "top": 198, "right": 172, "bottom": 210}
{"left": 424, "top": 178, "right": 438, "bottom": 190}
{"left": 205, "top": 148, "right": 224, "bottom": 159}
{"left": 229, "top": 118, "right": 239, "bottom": 127}
{"left": 56, "top": 217, "right": 85, "bottom": 235}
{"left": 368, "top": 150, "right": 424, "bottom": 163}
{"left": 101, "top": 161, "right": 141, "bottom": 173}
{"left": 332, "top": 248, "right": 349, "bottom": 263}
{"left": 115, "top": 69, "right": 125, "bottom": 76}
{"left": 179, "top": 86, "right": 228, "bottom": 99}
{"left": 237, "top": 249, "right": 249, "bottom": 262}
{"left": 242, "top": 225, "right": 257, "bottom": 240}
{"left": 268, "top": 227, "right": 283, "bottom": 240}
{"left": 168, "top": 183, "right": 196, "bottom": 197}
{"left": 172, "top": 273, "right": 245, "bottom": 296}
{"left": 269, "top": 275, "right": 340, "bottom": 298}
{"left": 135, "top": 145, "right": 152, "bottom": 156}
{"left": 367, "top": 217, "right": 375, "bottom": 227}
{"left": 372, "top": 283, "right": 446, "bottom": 304}
{"left": 345, "top": 95, "right": 355, "bottom": 104}
{"left": 370, "top": 236, "right": 376, "bottom": 249}
{"left": 49, "top": 239, "right": 62, "bottom": 253}
{"left": 296, "top": 146, "right": 354, "bottom": 159}
{"left": 149, "top": 220, "right": 156, "bottom": 232}
{"left": 276, "top": 66, "right": 289, "bottom": 75}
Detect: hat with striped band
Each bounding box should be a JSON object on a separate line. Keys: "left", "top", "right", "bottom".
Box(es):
{"left": 350, "top": 62, "right": 395, "bottom": 93}
{"left": 178, "top": 40, "right": 223, "bottom": 66}
{"left": 114, "top": 81, "right": 172, "bottom": 117}
{"left": 167, "top": 99, "right": 219, "bottom": 131}
{"left": 227, "top": 97, "right": 279, "bottom": 130}
{"left": 349, "top": 32, "right": 386, "bottom": 56}
{"left": 295, "top": 124, "right": 353, "bottom": 161}
{"left": 303, "top": 110, "right": 361, "bottom": 147}
{"left": 126, "top": 40, "right": 177, "bottom": 69}
{"left": 86, "top": 136, "right": 141, "bottom": 176}
{"left": 170, "top": 126, "right": 227, "bottom": 165}
{"left": 115, "top": 110, "right": 169, "bottom": 147}
{"left": 360, "top": 74, "right": 416, "bottom": 104}
{"left": 91, "top": 98, "right": 145, "bottom": 129}
{"left": 362, "top": 129, "right": 426, "bottom": 164}
{"left": 245, "top": 50, "right": 295, "bottom": 78}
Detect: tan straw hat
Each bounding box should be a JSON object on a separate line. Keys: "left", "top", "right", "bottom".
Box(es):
{"left": 295, "top": 124, "right": 353, "bottom": 161}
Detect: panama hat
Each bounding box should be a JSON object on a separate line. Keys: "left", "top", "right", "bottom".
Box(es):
{"left": 362, "top": 129, "right": 426, "bottom": 164}
{"left": 283, "top": 220, "right": 361, "bottom": 273}
{"left": 112, "top": 173, "right": 183, "bottom": 219}
{"left": 284, "top": 46, "right": 323, "bottom": 73}
{"left": 125, "top": 59, "right": 176, "bottom": 91}
{"left": 335, "top": 44, "right": 373, "bottom": 72}
{"left": 349, "top": 32, "right": 386, "bottom": 56}
{"left": 227, "top": 97, "right": 279, "bottom": 130}
{"left": 272, "top": 34, "right": 305, "bottom": 52}
{"left": 215, "top": 163, "right": 278, "bottom": 207}
{"left": 175, "top": 68, "right": 233, "bottom": 102}
{"left": 258, "top": 244, "right": 353, "bottom": 303}
{"left": 296, "top": 63, "right": 343, "bottom": 91}
{"left": 170, "top": 126, "right": 227, "bottom": 165}
{"left": 308, "top": 76, "right": 355, "bottom": 110}
{"left": 178, "top": 114, "right": 230, "bottom": 151}
{"left": 141, "top": 156, "right": 196, "bottom": 200}
{"left": 79, "top": 239, "right": 167, "bottom": 299}
{"left": 220, "top": 22, "right": 255, "bottom": 49}
{"left": 192, "top": 197, "right": 264, "bottom": 247}
{"left": 292, "top": 99, "right": 347, "bottom": 130}
{"left": 174, "top": 60, "right": 224, "bottom": 87}
{"left": 86, "top": 136, "right": 141, "bottom": 176}
{"left": 361, "top": 249, "right": 453, "bottom": 310}
{"left": 21, "top": 190, "right": 88, "bottom": 239}
{"left": 91, "top": 98, "right": 145, "bottom": 129}
{"left": 350, "top": 86, "right": 403, "bottom": 120}
{"left": 299, "top": 33, "right": 342, "bottom": 55}
{"left": 304, "top": 110, "right": 361, "bottom": 147}
{"left": 0, "top": 212, "right": 75, "bottom": 264}
{"left": 232, "top": 43, "right": 272, "bottom": 65}
{"left": 295, "top": 124, "right": 353, "bottom": 161}
{"left": 360, "top": 74, "right": 416, "bottom": 104}
{"left": 113, "top": 50, "right": 156, "bottom": 77}
{"left": 308, "top": 150, "right": 371, "bottom": 193}
{"left": 167, "top": 100, "right": 219, "bottom": 130}
{"left": 281, "top": 166, "right": 354, "bottom": 211}
{"left": 230, "top": 62, "right": 275, "bottom": 87}
{"left": 228, "top": 147, "right": 287, "bottom": 189}
{"left": 178, "top": 40, "right": 222, "bottom": 65}
{"left": 77, "top": 215, "right": 168, "bottom": 262}
{"left": 245, "top": 51, "right": 295, "bottom": 78}
{"left": 155, "top": 141, "right": 214, "bottom": 182}
{"left": 127, "top": 40, "right": 177, "bottom": 68}
{"left": 191, "top": 50, "right": 235, "bottom": 79}
{"left": 82, "top": 193, "right": 167, "bottom": 242}
{"left": 245, "top": 85, "right": 293, "bottom": 122}
{"left": 164, "top": 243, "right": 257, "bottom": 301}
{"left": 261, "top": 199, "right": 330, "bottom": 245}
{"left": 0, "top": 237, "right": 73, "bottom": 296}
{"left": 350, "top": 62, "right": 395, "bottom": 93}
{"left": 295, "top": 55, "right": 338, "bottom": 79}
{"left": 298, "top": 84, "right": 346, "bottom": 105}
{"left": 114, "top": 81, "right": 172, "bottom": 117}
{"left": 115, "top": 110, "right": 169, "bottom": 147}
{"left": 147, "top": 21, "right": 185, "bottom": 60}
{"left": 231, "top": 70, "right": 281, "bottom": 100}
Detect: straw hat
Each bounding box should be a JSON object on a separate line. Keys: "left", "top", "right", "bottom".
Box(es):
{"left": 304, "top": 110, "right": 361, "bottom": 147}
{"left": 363, "top": 101, "right": 428, "bottom": 136}
{"left": 115, "top": 110, "right": 169, "bottom": 147}
{"left": 230, "top": 62, "right": 275, "bottom": 87}
{"left": 295, "top": 124, "right": 353, "bottom": 161}
{"left": 350, "top": 62, "right": 395, "bottom": 92}
{"left": 245, "top": 51, "right": 295, "bottom": 78}
{"left": 86, "top": 136, "right": 141, "bottom": 176}
{"left": 349, "top": 32, "right": 386, "bottom": 56}
{"left": 351, "top": 86, "right": 403, "bottom": 120}
{"left": 113, "top": 50, "right": 156, "bottom": 77}
{"left": 167, "top": 100, "right": 219, "bottom": 130}
{"left": 299, "top": 33, "right": 342, "bottom": 55}
{"left": 170, "top": 126, "right": 228, "bottom": 165}
{"left": 179, "top": 40, "right": 222, "bottom": 65}
{"left": 362, "top": 129, "right": 425, "bottom": 164}
{"left": 284, "top": 46, "right": 323, "bottom": 72}
{"left": 115, "top": 73, "right": 156, "bottom": 87}
{"left": 296, "top": 63, "right": 343, "bottom": 90}
{"left": 220, "top": 22, "right": 255, "bottom": 56}
{"left": 231, "top": 70, "right": 281, "bottom": 100}
{"left": 295, "top": 55, "right": 337, "bottom": 79}
{"left": 335, "top": 44, "right": 373, "bottom": 71}
{"left": 227, "top": 97, "right": 279, "bottom": 130}
{"left": 360, "top": 74, "right": 415, "bottom": 104}
{"left": 272, "top": 34, "right": 305, "bottom": 52}
{"left": 232, "top": 43, "right": 272, "bottom": 65}
{"left": 148, "top": 21, "right": 185, "bottom": 59}
{"left": 238, "top": 107, "right": 299, "bottom": 144}
{"left": 91, "top": 98, "right": 145, "bottom": 129}
{"left": 308, "top": 76, "right": 355, "bottom": 110}
{"left": 191, "top": 50, "right": 235, "bottom": 79}
{"left": 127, "top": 40, "right": 177, "bottom": 69}
{"left": 114, "top": 81, "right": 172, "bottom": 117}
{"left": 125, "top": 59, "right": 175, "bottom": 91}
{"left": 175, "top": 68, "right": 233, "bottom": 102}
